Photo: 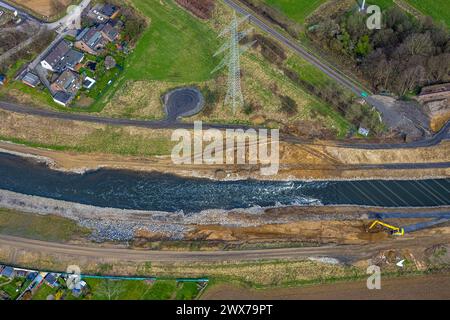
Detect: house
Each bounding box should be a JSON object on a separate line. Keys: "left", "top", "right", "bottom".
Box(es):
{"left": 50, "top": 69, "right": 82, "bottom": 95}
{"left": 99, "top": 22, "right": 119, "bottom": 42}
{"left": 0, "top": 74, "right": 5, "bottom": 85}
{"left": 87, "top": 3, "right": 120, "bottom": 23}
{"left": 1, "top": 266, "right": 15, "bottom": 278}
{"left": 21, "top": 72, "right": 40, "bottom": 88}
{"left": 53, "top": 91, "right": 73, "bottom": 107}
{"left": 44, "top": 273, "right": 59, "bottom": 287}
{"left": 40, "top": 40, "right": 84, "bottom": 73}
{"left": 75, "top": 26, "right": 107, "bottom": 55}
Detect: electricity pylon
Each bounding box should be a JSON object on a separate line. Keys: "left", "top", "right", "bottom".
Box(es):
{"left": 212, "top": 13, "right": 255, "bottom": 113}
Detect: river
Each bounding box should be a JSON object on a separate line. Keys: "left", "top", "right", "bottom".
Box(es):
{"left": 0, "top": 152, "right": 448, "bottom": 213}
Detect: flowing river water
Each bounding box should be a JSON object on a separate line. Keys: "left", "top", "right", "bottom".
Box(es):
{"left": 0, "top": 152, "right": 449, "bottom": 213}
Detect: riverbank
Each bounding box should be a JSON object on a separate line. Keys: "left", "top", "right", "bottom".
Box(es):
{"left": 0, "top": 140, "right": 449, "bottom": 181}
{"left": 1, "top": 188, "right": 449, "bottom": 243}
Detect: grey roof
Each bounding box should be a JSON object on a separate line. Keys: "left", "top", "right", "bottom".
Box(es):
{"left": 42, "top": 40, "right": 71, "bottom": 69}
{"left": 45, "top": 273, "right": 58, "bottom": 285}
{"left": 1, "top": 266, "right": 14, "bottom": 277}
{"left": 22, "top": 72, "right": 40, "bottom": 87}
{"left": 78, "top": 27, "right": 104, "bottom": 50}
{"left": 53, "top": 70, "right": 80, "bottom": 93}
{"left": 53, "top": 49, "right": 84, "bottom": 73}
{"left": 101, "top": 4, "right": 118, "bottom": 17}
{"left": 100, "top": 23, "right": 119, "bottom": 40}
{"left": 53, "top": 91, "right": 72, "bottom": 105}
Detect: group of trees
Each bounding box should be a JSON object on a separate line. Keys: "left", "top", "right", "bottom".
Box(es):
{"left": 105, "top": 0, "right": 147, "bottom": 44}
{"left": 0, "top": 30, "right": 54, "bottom": 75}
{"left": 175, "top": 0, "right": 215, "bottom": 20}
{"left": 308, "top": 7, "right": 450, "bottom": 95}
{"left": 0, "top": 30, "right": 29, "bottom": 54}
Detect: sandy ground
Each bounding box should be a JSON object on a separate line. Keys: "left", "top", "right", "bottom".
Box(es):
{"left": 0, "top": 139, "right": 448, "bottom": 181}
{"left": 10, "top": 0, "right": 73, "bottom": 17}
{"left": 201, "top": 273, "right": 450, "bottom": 300}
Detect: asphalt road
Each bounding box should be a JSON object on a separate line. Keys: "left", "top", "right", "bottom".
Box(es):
{"left": 1, "top": 234, "right": 449, "bottom": 263}
{"left": 1, "top": 100, "right": 449, "bottom": 151}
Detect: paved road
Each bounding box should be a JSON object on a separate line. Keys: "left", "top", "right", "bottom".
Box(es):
{"left": 1, "top": 234, "right": 449, "bottom": 263}
{"left": 0, "top": 0, "right": 39, "bottom": 23}
{"left": 1, "top": 100, "right": 449, "bottom": 151}
{"left": 0, "top": 100, "right": 259, "bottom": 131}
{"left": 0, "top": 0, "right": 91, "bottom": 31}
{"left": 46, "top": 0, "right": 91, "bottom": 32}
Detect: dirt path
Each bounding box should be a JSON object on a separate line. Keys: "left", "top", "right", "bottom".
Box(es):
{"left": 1, "top": 234, "right": 450, "bottom": 263}
{"left": 0, "top": 140, "right": 449, "bottom": 181}
{"left": 202, "top": 274, "right": 450, "bottom": 300}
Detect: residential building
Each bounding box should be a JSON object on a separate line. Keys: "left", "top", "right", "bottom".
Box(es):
{"left": 1, "top": 266, "right": 15, "bottom": 278}
{"left": 75, "top": 26, "right": 107, "bottom": 55}
{"left": 53, "top": 91, "right": 73, "bottom": 107}
{"left": 99, "top": 22, "right": 119, "bottom": 42}
{"left": 21, "top": 72, "right": 40, "bottom": 88}
{"left": 44, "top": 273, "right": 59, "bottom": 287}
{"left": 87, "top": 3, "right": 120, "bottom": 23}
{"left": 51, "top": 69, "right": 82, "bottom": 95}
{"left": 40, "top": 40, "right": 84, "bottom": 73}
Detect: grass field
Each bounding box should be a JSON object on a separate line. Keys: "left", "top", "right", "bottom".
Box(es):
{"left": 125, "top": 0, "right": 219, "bottom": 82}
{"left": 0, "top": 208, "right": 91, "bottom": 242}
{"left": 90, "top": 0, "right": 220, "bottom": 113}
{"left": 264, "top": 0, "right": 327, "bottom": 24}
{"left": 368, "top": 0, "right": 394, "bottom": 10}
{"left": 81, "top": 279, "right": 200, "bottom": 300}
{"left": 406, "top": 0, "right": 450, "bottom": 27}
{"left": 368, "top": 0, "right": 450, "bottom": 27}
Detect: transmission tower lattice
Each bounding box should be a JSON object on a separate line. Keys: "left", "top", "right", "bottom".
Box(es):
{"left": 212, "top": 13, "right": 255, "bottom": 113}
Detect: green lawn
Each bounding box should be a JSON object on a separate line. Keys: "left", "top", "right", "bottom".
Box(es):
{"left": 368, "top": 0, "right": 450, "bottom": 26}
{"left": 32, "top": 284, "right": 59, "bottom": 300}
{"left": 0, "top": 277, "right": 26, "bottom": 299}
{"left": 406, "top": 0, "right": 450, "bottom": 27}
{"left": 367, "top": 0, "right": 394, "bottom": 10}
{"left": 84, "top": 279, "right": 182, "bottom": 300}
{"left": 264, "top": 0, "right": 327, "bottom": 24}
{"left": 125, "top": 0, "right": 219, "bottom": 82}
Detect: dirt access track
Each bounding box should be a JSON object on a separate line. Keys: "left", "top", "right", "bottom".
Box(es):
{"left": 8, "top": 0, "right": 74, "bottom": 17}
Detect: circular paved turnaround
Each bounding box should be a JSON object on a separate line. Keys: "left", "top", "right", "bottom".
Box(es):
{"left": 163, "top": 87, "right": 205, "bottom": 122}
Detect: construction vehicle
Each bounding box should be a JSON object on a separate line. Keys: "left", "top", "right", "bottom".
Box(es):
{"left": 369, "top": 220, "right": 404, "bottom": 236}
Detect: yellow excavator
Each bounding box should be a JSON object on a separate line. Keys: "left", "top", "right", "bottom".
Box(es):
{"left": 369, "top": 220, "right": 404, "bottom": 236}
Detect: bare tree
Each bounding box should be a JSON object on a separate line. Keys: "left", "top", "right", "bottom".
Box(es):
{"left": 94, "top": 280, "right": 125, "bottom": 300}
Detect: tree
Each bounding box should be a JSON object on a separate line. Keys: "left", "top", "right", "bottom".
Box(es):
{"left": 355, "top": 35, "right": 372, "bottom": 57}
{"left": 401, "top": 33, "right": 434, "bottom": 56}
{"left": 94, "top": 280, "right": 125, "bottom": 300}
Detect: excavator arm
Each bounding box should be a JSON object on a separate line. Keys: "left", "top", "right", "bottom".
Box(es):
{"left": 369, "top": 220, "right": 404, "bottom": 236}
